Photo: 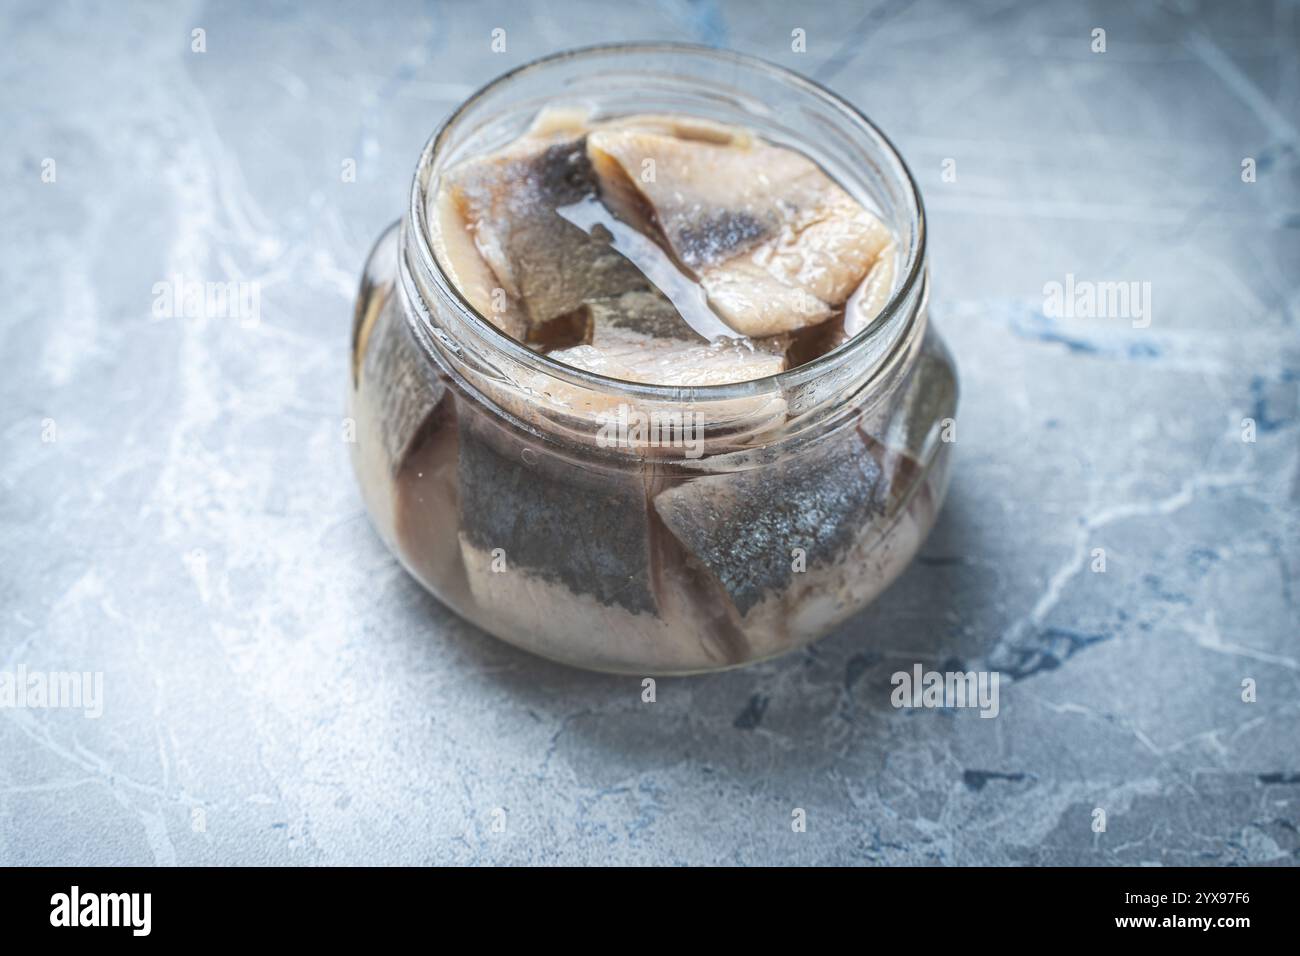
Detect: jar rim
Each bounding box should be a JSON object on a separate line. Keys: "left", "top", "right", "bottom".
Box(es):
{"left": 406, "top": 41, "right": 927, "bottom": 402}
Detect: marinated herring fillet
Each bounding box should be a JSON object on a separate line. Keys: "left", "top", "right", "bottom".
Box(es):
{"left": 586, "top": 128, "right": 892, "bottom": 337}
{"left": 456, "top": 409, "right": 659, "bottom": 616}
{"left": 549, "top": 327, "right": 785, "bottom": 387}
{"left": 653, "top": 427, "right": 889, "bottom": 617}
{"left": 432, "top": 110, "right": 899, "bottom": 384}
{"left": 359, "top": 277, "right": 448, "bottom": 475}
{"left": 442, "top": 128, "right": 675, "bottom": 346}
{"left": 431, "top": 187, "right": 525, "bottom": 338}
{"left": 452, "top": 407, "right": 759, "bottom": 669}
{"left": 845, "top": 240, "right": 898, "bottom": 337}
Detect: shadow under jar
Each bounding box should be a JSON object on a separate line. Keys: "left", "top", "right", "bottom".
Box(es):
{"left": 349, "top": 44, "right": 957, "bottom": 675}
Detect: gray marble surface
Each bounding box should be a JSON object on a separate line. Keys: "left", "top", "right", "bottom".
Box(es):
{"left": 2, "top": 0, "right": 1297, "bottom": 866}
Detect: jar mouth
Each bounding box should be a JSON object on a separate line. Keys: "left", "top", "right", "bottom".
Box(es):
{"left": 406, "top": 41, "right": 927, "bottom": 403}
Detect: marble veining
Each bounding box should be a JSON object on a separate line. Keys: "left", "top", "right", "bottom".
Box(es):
{"left": 1, "top": 0, "right": 1296, "bottom": 865}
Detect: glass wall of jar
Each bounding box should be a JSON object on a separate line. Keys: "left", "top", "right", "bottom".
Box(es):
{"left": 349, "top": 45, "right": 957, "bottom": 674}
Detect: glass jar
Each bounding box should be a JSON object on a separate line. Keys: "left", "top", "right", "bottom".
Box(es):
{"left": 349, "top": 44, "right": 957, "bottom": 675}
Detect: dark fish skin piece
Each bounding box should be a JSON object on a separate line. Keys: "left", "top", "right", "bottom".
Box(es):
{"left": 532, "top": 292, "right": 689, "bottom": 356}
{"left": 456, "top": 409, "right": 659, "bottom": 616}
{"left": 672, "top": 210, "right": 770, "bottom": 270}
{"left": 653, "top": 429, "right": 888, "bottom": 616}
{"left": 585, "top": 290, "right": 699, "bottom": 342}
{"left": 360, "top": 290, "right": 446, "bottom": 476}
